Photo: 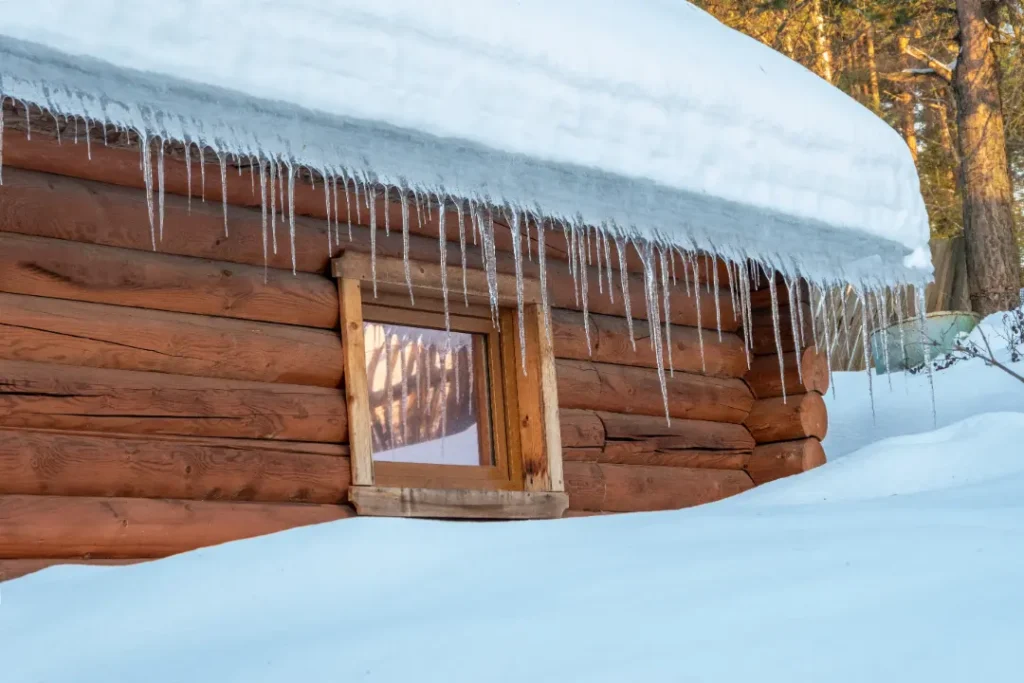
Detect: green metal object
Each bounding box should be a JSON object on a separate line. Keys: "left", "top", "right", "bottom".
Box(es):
{"left": 871, "top": 311, "right": 981, "bottom": 374}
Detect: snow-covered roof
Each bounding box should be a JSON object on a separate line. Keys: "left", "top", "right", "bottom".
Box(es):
{"left": 0, "top": 0, "right": 931, "bottom": 287}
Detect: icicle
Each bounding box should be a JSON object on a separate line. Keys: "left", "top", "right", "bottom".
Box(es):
{"left": 875, "top": 287, "right": 893, "bottom": 389}
{"left": 157, "top": 140, "right": 166, "bottom": 243}
{"left": 711, "top": 256, "right": 723, "bottom": 341}
{"left": 184, "top": 142, "right": 192, "bottom": 212}
{"left": 595, "top": 227, "right": 604, "bottom": 296}
{"left": 24, "top": 102, "right": 30, "bottom": 140}
{"left": 287, "top": 163, "right": 297, "bottom": 275}
{"left": 894, "top": 284, "right": 909, "bottom": 371}
{"left": 324, "top": 175, "right": 333, "bottom": 255}
{"left": 414, "top": 190, "right": 424, "bottom": 232}
{"left": 280, "top": 162, "right": 288, "bottom": 224}
{"left": 399, "top": 191, "right": 414, "bottom": 304}
{"left": 767, "top": 274, "right": 787, "bottom": 402}
{"left": 859, "top": 288, "right": 875, "bottom": 420}
{"left": 269, "top": 161, "right": 278, "bottom": 255}
{"left": 727, "top": 261, "right": 739, "bottom": 322}
{"left": 525, "top": 212, "right": 533, "bottom": 263}
{"left": 602, "top": 229, "right": 615, "bottom": 304}
{"left": 838, "top": 288, "right": 853, "bottom": 361}
{"left": 690, "top": 254, "right": 706, "bottom": 373}
{"left": 509, "top": 210, "right": 527, "bottom": 369}
{"left": 456, "top": 201, "right": 469, "bottom": 306}
{"left": 577, "top": 223, "right": 592, "bottom": 355}
{"left": 73, "top": 117, "right": 79, "bottom": 144}
{"left": 640, "top": 244, "right": 670, "bottom": 423}
{"left": 670, "top": 249, "right": 678, "bottom": 285}
{"left": 438, "top": 199, "right": 451, "bottom": 332}
{"left": 53, "top": 114, "right": 61, "bottom": 145}
{"left": 85, "top": 122, "right": 92, "bottom": 160}
{"left": 199, "top": 145, "right": 207, "bottom": 202}
{"left": 584, "top": 224, "right": 593, "bottom": 266}
{"left": 565, "top": 223, "right": 579, "bottom": 307}
{"left": 538, "top": 218, "right": 553, "bottom": 348}
{"left": 383, "top": 185, "right": 391, "bottom": 237}
{"left": 343, "top": 172, "right": 353, "bottom": 240}
{"left": 141, "top": 136, "right": 156, "bottom": 251}
{"left": 681, "top": 251, "right": 692, "bottom": 297}
{"left": 786, "top": 278, "right": 803, "bottom": 385}
{"left": 331, "top": 176, "right": 341, "bottom": 245}
{"left": 369, "top": 184, "right": 378, "bottom": 296}
{"left": 615, "top": 236, "right": 636, "bottom": 350}
{"left": 822, "top": 285, "right": 837, "bottom": 398}
{"left": 218, "top": 153, "right": 229, "bottom": 237}
{"left": 249, "top": 158, "right": 256, "bottom": 197}
{"left": 0, "top": 103, "right": 5, "bottom": 185}
{"left": 659, "top": 248, "right": 674, "bottom": 377}
{"left": 481, "top": 208, "right": 501, "bottom": 325}
{"left": 737, "top": 263, "right": 752, "bottom": 367}
{"left": 259, "top": 160, "right": 268, "bottom": 277}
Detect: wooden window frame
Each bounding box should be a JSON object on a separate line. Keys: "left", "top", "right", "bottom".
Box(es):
{"left": 333, "top": 251, "right": 567, "bottom": 520}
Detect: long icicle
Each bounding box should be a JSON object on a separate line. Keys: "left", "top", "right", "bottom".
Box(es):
{"left": 711, "top": 256, "right": 723, "bottom": 340}
{"left": 184, "top": 141, "right": 192, "bottom": 212}
{"left": 457, "top": 201, "right": 469, "bottom": 306}
{"left": 156, "top": 139, "right": 166, "bottom": 243}
{"left": 269, "top": 161, "right": 278, "bottom": 255}
{"left": 438, "top": 198, "right": 450, "bottom": 332}
{"left": 141, "top": 135, "right": 156, "bottom": 251}
{"left": 659, "top": 247, "right": 674, "bottom": 377}
{"left": 324, "top": 174, "right": 333, "bottom": 255}
{"left": 538, "top": 218, "right": 553, "bottom": 348}
{"left": 259, "top": 160, "right": 268, "bottom": 278}
{"left": 615, "top": 235, "right": 636, "bottom": 350}
{"left": 510, "top": 210, "right": 527, "bottom": 370}
{"left": 786, "top": 277, "right": 804, "bottom": 384}
{"left": 577, "top": 223, "right": 592, "bottom": 355}
{"left": 400, "top": 191, "right": 414, "bottom": 303}
{"left": 859, "top": 288, "right": 875, "bottom": 420}
{"left": 369, "top": 183, "right": 378, "bottom": 296}
{"left": 603, "top": 228, "right": 615, "bottom": 303}
{"left": 287, "top": 162, "right": 297, "bottom": 275}
{"left": 690, "top": 254, "right": 706, "bottom": 373}
{"left": 218, "top": 152, "right": 229, "bottom": 237}
{"left": 768, "top": 273, "right": 787, "bottom": 403}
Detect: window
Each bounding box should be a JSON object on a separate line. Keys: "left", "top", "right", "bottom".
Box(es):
{"left": 334, "top": 251, "right": 567, "bottom": 519}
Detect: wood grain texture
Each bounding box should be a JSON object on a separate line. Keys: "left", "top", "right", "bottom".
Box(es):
{"left": 746, "top": 438, "right": 826, "bottom": 485}
{"left": 0, "top": 292, "right": 343, "bottom": 387}
{"left": 555, "top": 359, "right": 754, "bottom": 423}
{"left": 348, "top": 486, "right": 569, "bottom": 519}
{"left": 0, "top": 360, "right": 347, "bottom": 442}
{"left": 550, "top": 308, "right": 748, "bottom": 378}
{"left": 744, "top": 392, "right": 828, "bottom": 444}
{"left": 750, "top": 303, "right": 814, "bottom": 355}
{"left": 0, "top": 132, "right": 733, "bottom": 286}
{"left": 0, "top": 494, "right": 354, "bottom": 559}
{"left": 595, "top": 412, "right": 756, "bottom": 450}
{"left": 744, "top": 348, "right": 829, "bottom": 399}
{"left": 0, "top": 428, "right": 350, "bottom": 503}
{"left": 0, "top": 232, "right": 338, "bottom": 328}
{"left": 563, "top": 445, "right": 750, "bottom": 470}
{"left": 0, "top": 558, "right": 145, "bottom": 582}
{"left": 558, "top": 409, "right": 607, "bottom": 449}
{"left": 0, "top": 165, "right": 733, "bottom": 330}
{"left": 563, "top": 461, "right": 753, "bottom": 512}
{"left": 338, "top": 279, "right": 374, "bottom": 486}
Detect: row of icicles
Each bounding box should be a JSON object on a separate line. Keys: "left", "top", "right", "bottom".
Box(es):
{"left": 0, "top": 100, "right": 935, "bottom": 423}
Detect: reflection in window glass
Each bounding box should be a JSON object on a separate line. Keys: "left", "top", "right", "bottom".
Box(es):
{"left": 363, "top": 321, "right": 493, "bottom": 466}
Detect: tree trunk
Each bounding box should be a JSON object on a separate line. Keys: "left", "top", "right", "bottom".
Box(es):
{"left": 954, "top": 0, "right": 1022, "bottom": 314}
{"left": 811, "top": 0, "right": 833, "bottom": 83}
{"left": 897, "top": 37, "right": 919, "bottom": 164}
{"left": 866, "top": 26, "right": 882, "bottom": 112}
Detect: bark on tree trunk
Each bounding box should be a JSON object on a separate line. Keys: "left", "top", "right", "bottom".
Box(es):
{"left": 866, "top": 26, "right": 882, "bottom": 112}
{"left": 897, "top": 37, "right": 919, "bottom": 164}
{"left": 954, "top": 0, "right": 1022, "bottom": 314}
{"left": 811, "top": 0, "right": 833, "bottom": 83}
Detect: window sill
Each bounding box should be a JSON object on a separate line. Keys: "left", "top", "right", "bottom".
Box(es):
{"left": 348, "top": 486, "right": 569, "bottom": 520}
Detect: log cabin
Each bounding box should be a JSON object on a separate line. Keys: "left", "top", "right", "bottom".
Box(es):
{"left": 0, "top": 0, "right": 932, "bottom": 581}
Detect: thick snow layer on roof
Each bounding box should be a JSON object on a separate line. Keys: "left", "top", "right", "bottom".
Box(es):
{"left": 0, "top": 0, "right": 930, "bottom": 285}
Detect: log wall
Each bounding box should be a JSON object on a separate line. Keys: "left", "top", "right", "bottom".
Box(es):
{"left": 0, "top": 126, "right": 826, "bottom": 577}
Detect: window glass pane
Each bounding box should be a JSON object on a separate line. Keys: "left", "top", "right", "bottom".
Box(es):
{"left": 363, "top": 321, "right": 493, "bottom": 466}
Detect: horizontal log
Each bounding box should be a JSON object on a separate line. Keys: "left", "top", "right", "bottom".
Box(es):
{"left": 555, "top": 359, "right": 754, "bottom": 423}
{"left": 0, "top": 293, "right": 343, "bottom": 387}
{"left": 746, "top": 438, "right": 827, "bottom": 485}
{"left": 0, "top": 558, "right": 145, "bottom": 582}
{"left": 744, "top": 392, "right": 828, "bottom": 444}
{"left": 596, "top": 412, "right": 755, "bottom": 450}
{"left": 0, "top": 494, "right": 353, "bottom": 559}
{"left": 550, "top": 309, "right": 747, "bottom": 378}
{"left": 348, "top": 486, "right": 569, "bottom": 519}
{"left": 0, "top": 360, "right": 347, "bottom": 442}
{"left": 0, "top": 165, "right": 733, "bottom": 330}
{"left": 0, "top": 428, "right": 350, "bottom": 503}
{"left": 558, "top": 410, "right": 607, "bottom": 449}
{"left": 744, "top": 348, "right": 829, "bottom": 399}
{"left": 750, "top": 303, "right": 814, "bottom": 355}
{"left": 0, "top": 232, "right": 339, "bottom": 329}
{"left": 563, "top": 461, "right": 753, "bottom": 512}
{"left": 563, "top": 445, "right": 750, "bottom": 470}
{"left": 749, "top": 279, "right": 811, "bottom": 311}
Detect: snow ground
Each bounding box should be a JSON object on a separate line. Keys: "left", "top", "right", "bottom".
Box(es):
{"left": 1, "top": 312, "right": 1022, "bottom": 682}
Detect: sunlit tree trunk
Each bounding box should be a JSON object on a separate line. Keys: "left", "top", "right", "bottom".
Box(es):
{"left": 866, "top": 26, "right": 882, "bottom": 112}
{"left": 954, "top": 0, "right": 1022, "bottom": 313}
{"left": 811, "top": 0, "right": 833, "bottom": 83}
